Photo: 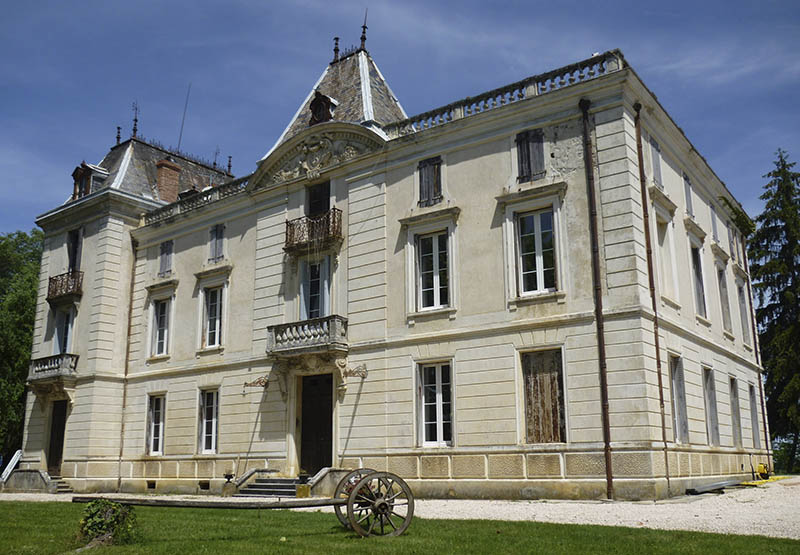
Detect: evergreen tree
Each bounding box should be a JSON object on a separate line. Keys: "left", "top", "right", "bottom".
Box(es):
{"left": 748, "top": 149, "right": 800, "bottom": 472}
{"left": 0, "top": 229, "right": 42, "bottom": 467}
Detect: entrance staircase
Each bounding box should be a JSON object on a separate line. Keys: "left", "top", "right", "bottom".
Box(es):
{"left": 235, "top": 477, "right": 301, "bottom": 497}
{"left": 49, "top": 475, "right": 74, "bottom": 494}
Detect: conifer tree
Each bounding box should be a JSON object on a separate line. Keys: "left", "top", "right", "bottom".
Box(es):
{"left": 748, "top": 149, "right": 800, "bottom": 472}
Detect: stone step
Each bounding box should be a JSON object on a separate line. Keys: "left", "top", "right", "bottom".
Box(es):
{"left": 236, "top": 477, "right": 300, "bottom": 497}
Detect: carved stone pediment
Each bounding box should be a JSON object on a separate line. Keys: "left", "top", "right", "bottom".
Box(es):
{"left": 253, "top": 126, "right": 384, "bottom": 190}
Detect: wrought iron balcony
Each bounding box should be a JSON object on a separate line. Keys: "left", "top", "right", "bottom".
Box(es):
{"left": 28, "top": 353, "right": 79, "bottom": 383}
{"left": 267, "top": 315, "right": 348, "bottom": 357}
{"left": 47, "top": 271, "right": 83, "bottom": 302}
{"left": 284, "top": 207, "right": 343, "bottom": 255}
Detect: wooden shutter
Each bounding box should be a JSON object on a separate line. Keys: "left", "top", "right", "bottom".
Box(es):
{"left": 418, "top": 157, "right": 442, "bottom": 206}
{"left": 530, "top": 130, "right": 545, "bottom": 178}
{"left": 522, "top": 350, "right": 565, "bottom": 443}
{"left": 650, "top": 137, "right": 663, "bottom": 188}
{"left": 516, "top": 132, "right": 531, "bottom": 180}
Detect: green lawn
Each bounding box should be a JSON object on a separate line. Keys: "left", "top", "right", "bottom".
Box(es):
{"left": 0, "top": 501, "right": 797, "bottom": 554}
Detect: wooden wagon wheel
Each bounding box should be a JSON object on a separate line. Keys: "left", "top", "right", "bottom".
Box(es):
{"left": 346, "top": 471, "right": 414, "bottom": 537}
{"left": 333, "top": 468, "right": 375, "bottom": 528}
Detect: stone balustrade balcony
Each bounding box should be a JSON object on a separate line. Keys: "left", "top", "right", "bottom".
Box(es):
{"left": 47, "top": 271, "right": 83, "bottom": 302}
{"left": 284, "top": 207, "right": 343, "bottom": 255}
{"left": 267, "top": 315, "right": 348, "bottom": 357}
{"left": 28, "top": 353, "right": 79, "bottom": 383}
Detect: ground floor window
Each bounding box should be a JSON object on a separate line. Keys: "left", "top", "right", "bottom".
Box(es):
{"left": 670, "top": 356, "right": 689, "bottom": 443}
{"left": 418, "top": 363, "right": 452, "bottom": 446}
{"left": 200, "top": 389, "right": 219, "bottom": 454}
{"left": 522, "top": 349, "right": 566, "bottom": 443}
{"left": 147, "top": 395, "right": 165, "bottom": 455}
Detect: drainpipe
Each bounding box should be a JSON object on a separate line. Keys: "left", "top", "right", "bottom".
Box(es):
{"left": 579, "top": 98, "right": 614, "bottom": 499}
{"left": 633, "top": 102, "right": 671, "bottom": 497}
{"left": 741, "top": 241, "right": 771, "bottom": 468}
{"left": 116, "top": 237, "right": 138, "bottom": 492}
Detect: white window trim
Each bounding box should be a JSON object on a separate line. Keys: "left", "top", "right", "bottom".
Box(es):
{"left": 147, "top": 393, "right": 166, "bottom": 456}
{"left": 404, "top": 216, "right": 458, "bottom": 320}
{"left": 147, "top": 294, "right": 175, "bottom": 359}
{"left": 653, "top": 206, "right": 680, "bottom": 306}
{"left": 515, "top": 344, "right": 569, "bottom": 444}
{"left": 196, "top": 275, "right": 228, "bottom": 351}
{"left": 502, "top": 192, "right": 565, "bottom": 307}
{"left": 715, "top": 263, "right": 733, "bottom": 335}
{"left": 736, "top": 280, "right": 752, "bottom": 347}
{"left": 669, "top": 355, "right": 689, "bottom": 444}
{"left": 199, "top": 389, "right": 219, "bottom": 455}
{"left": 417, "top": 361, "right": 454, "bottom": 448}
{"left": 412, "top": 153, "right": 448, "bottom": 209}
{"left": 53, "top": 306, "right": 75, "bottom": 355}
{"left": 688, "top": 234, "right": 709, "bottom": 322}
{"left": 298, "top": 254, "right": 332, "bottom": 321}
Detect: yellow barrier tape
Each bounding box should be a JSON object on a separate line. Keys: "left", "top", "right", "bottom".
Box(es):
{"left": 740, "top": 476, "right": 791, "bottom": 486}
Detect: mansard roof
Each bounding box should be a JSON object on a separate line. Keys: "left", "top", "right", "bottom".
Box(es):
{"left": 262, "top": 48, "right": 406, "bottom": 160}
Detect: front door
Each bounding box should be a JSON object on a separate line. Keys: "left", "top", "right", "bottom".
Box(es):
{"left": 47, "top": 400, "right": 68, "bottom": 475}
{"left": 300, "top": 374, "right": 332, "bottom": 476}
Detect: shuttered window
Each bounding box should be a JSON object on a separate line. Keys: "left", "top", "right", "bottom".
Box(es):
{"left": 691, "top": 245, "right": 707, "bottom": 318}
{"left": 209, "top": 224, "right": 224, "bottom": 263}
{"left": 730, "top": 378, "right": 742, "bottom": 447}
{"left": 418, "top": 157, "right": 442, "bottom": 207}
{"left": 158, "top": 240, "right": 173, "bottom": 277}
{"left": 522, "top": 349, "right": 565, "bottom": 443}
{"left": 516, "top": 129, "right": 545, "bottom": 182}
{"left": 703, "top": 368, "right": 720, "bottom": 446}
{"left": 670, "top": 356, "right": 689, "bottom": 443}
{"left": 649, "top": 137, "right": 663, "bottom": 189}
{"left": 749, "top": 384, "right": 760, "bottom": 449}
{"left": 683, "top": 174, "right": 694, "bottom": 217}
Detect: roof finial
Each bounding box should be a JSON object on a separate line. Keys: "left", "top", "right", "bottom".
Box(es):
{"left": 132, "top": 101, "right": 139, "bottom": 138}
{"left": 227, "top": 155, "right": 232, "bottom": 174}
{"left": 332, "top": 36, "right": 340, "bottom": 63}
{"left": 360, "top": 8, "right": 368, "bottom": 50}
{"left": 116, "top": 126, "right": 121, "bottom": 145}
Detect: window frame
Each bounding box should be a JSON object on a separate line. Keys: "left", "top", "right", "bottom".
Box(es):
{"left": 683, "top": 173, "right": 695, "bottom": 218}
{"left": 514, "top": 207, "right": 558, "bottom": 295}
{"left": 737, "top": 281, "right": 752, "bottom": 346}
{"left": 147, "top": 394, "right": 166, "bottom": 456}
{"left": 729, "top": 377, "right": 742, "bottom": 447}
{"left": 416, "top": 230, "right": 450, "bottom": 311}
{"left": 417, "top": 362, "right": 453, "bottom": 447}
{"left": 53, "top": 306, "right": 75, "bottom": 355}
{"left": 520, "top": 348, "right": 567, "bottom": 444}
{"left": 299, "top": 255, "right": 331, "bottom": 320}
{"left": 199, "top": 389, "right": 219, "bottom": 455}
{"left": 702, "top": 367, "right": 720, "bottom": 446}
{"left": 716, "top": 264, "right": 733, "bottom": 333}
{"left": 417, "top": 156, "right": 443, "bottom": 208}
{"left": 654, "top": 209, "right": 679, "bottom": 303}
{"left": 66, "top": 227, "right": 83, "bottom": 273}
{"left": 649, "top": 136, "right": 664, "bottom": 189}
{"left": 748, "top": 383, "right": 761, "bottom": 449}
{"left": 670, "top": 356, "right": 689, "bottom": 444}
{"left": 404, "top": 215, "right": 459, "bottom": 318}
{"left": 149, "top": 296, "right": 173, "bottom": 358}
{"left": 689, "top": 237, "right": 707, "bottom": 319}
{"left": 515, "top": 129, "right": 546, "bottom": 182}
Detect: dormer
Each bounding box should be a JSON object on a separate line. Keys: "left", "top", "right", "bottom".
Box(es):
{"left": 71, "top": 162, "right": 109, "bottom": 201}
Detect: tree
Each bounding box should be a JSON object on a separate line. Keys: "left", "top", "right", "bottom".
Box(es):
{"left": 0, "top": 229, "right": 42, "bottom": 467}
{"left": 748, "top": 149, "right": 800, "bottom": 473}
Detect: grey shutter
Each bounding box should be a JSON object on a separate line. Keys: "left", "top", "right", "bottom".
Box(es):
{"left": 419, "top": 162, "right": 431, "bottom": 205}
{"left": 516, "top": 132, "right": 531, "bottom": 180}
{"left": 650, "top": 138, "right": 663, "bottom": 188}
{"left": 530, "top": 130, "right": 545, "bottom": 179}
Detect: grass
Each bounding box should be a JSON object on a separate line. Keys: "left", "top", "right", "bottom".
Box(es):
{"left": 1, "top": 501, "right": 798, "bottom": 554}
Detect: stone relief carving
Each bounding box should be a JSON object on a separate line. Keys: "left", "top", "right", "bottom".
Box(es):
{"left": 548, "top": 121, "right": 584, "bottom": 180}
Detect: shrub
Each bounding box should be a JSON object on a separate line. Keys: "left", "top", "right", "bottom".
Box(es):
{"left": 78, "top": 499, "right": 138, "bottom": 546}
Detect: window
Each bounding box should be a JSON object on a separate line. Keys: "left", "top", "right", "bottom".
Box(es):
{"left": 417, "top": 231, "right": 449, "bottom": 309}
{"left": 522, "top": 349, "right": 566, "bottom": 443}
{"left": 151, "top": 298, "right": 170, "bottom": 356}
{"left": 516, "top": 129, "right": 545, "bottom": 182}
{"left": 147, "top": 395, "right": 165, "bottom": 455}
{"left": 670, "top": 356, "right": 689, "bottom": 443}
{"left": 737, "top": 283, "right": 751, "bottom": 345}
{"left": 199, "top": 389, "right": 219, "bottom": 454}
{"left": 683, "top": 174, "right": 694, "bottom": 218}
{"left": 418, "top": 157, "right": 442, "bottom": 207}
{"left": 208, "top": 224, "right": 224, "bottom": 263}
{"left": 729, "top": 377, "right": 742, "bottom": 447}
{"left": 691, "top": 245, "right": 707, "bottom": 318}
{"left": 158, "top": 240, "right": 173, "bottom": 277}
{"left": 418, "top": 363, "right": 452, "bottom": 446}
{"left": 203, "top": 286, "right": 223, "bottom": 348}
{"left": 649, "top": 136, "right": 663, "bottom": 189}
{"left": 516, "top": 208, "right": 557, "bottom": 294}
{"left": 749, "top": 384, "right": 761, "bottom": 449}
{"left": 656, "top": 217, "right": 676, "bottom": 299}
{"left": 727, "top": 223, "right": 737, "bottom": 262}
{"left": 711, "top": 205, "right": 719, "bottom": 242}
{"left": 717, "top": 267, "right": 732, "bottom": 333}
{"left": 67, "top": 228, "right": 82, "bottom": 272}
{"left": 702, "top": 368, "right": 720, "bottom": 446}
{"left": 306, "top": 181, "right": 330, "bottom": 217}
{"left": 300, "top": 257, "right": 330, "bottom": 320}
{"left": 54, "top": 308, "right": 73, "bottom": 355}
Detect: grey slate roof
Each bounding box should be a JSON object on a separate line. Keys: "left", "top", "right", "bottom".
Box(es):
{"left": 266, "top": 49, "right": 406, "bottom": 157}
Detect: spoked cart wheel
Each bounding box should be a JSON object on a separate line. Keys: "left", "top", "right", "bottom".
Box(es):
{"left": 334, "top": 468, "right": 375, "bottom": 528}
{"left": 346, "top": 471, "right": 415, "bottom": 537}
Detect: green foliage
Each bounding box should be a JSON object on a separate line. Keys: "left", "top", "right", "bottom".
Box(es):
{"left": 718, "top": 196, "right": 755, "bottom": 237}
{"left": 78, "top": 499, "right": 138, "bottom": 546}
{"left": 0, "top": 228, "right": 43, "bottom": 466}
{"left": 772, "top": 437, "right": 800, "bottom": 474}
{"left": 748, "top": 149, "right": 800, "bottom": 470}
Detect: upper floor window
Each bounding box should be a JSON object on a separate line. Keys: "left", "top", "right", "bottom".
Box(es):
{"left": 418, "top": 157, "right": 442, "bottom": 207}
{"left": 151, "top": 298, "right": 170, "bottom": 357}
{"left": 655, "top": 215, "right": 677, "bottom": 300}
{"left": 203, "top": 286, "right": 223, "bottom": 348}
{"left": 649, "top": 137, "right": 663, "bottom": 189}
{"left": 158, "top": 240, "right": 173, "bottom": 278}
{"left": 54, "top": 307, "right": 74, "bottom": 355}
{"left": 717, "top": 267, "right": 732, "bottom": 333}
{"left": 306, "top": 181, "right": 330, "bottom": 218}
{"left": 417, "top": 231, "right": 449, "bottom": 310}
{"left": 516, "top": 208, "right": 556, "bottom": 294}
{"left": 737, "top": 283, "right": 751, "bottom": 345}
{"left": 683, "top": 174, "right": 694, "bottom": 218}
{"left": 690, "top": 243, "right": 707, "bottom": 318}
{"left": 516, "top": 129, "right": 545, "bottom": 182}
{"left": 300, "top": 256, "right": 330, "bottom": 320}
{"left": 418, "top": 363, "right": 452, "bottom": 447}
{"left": 67, "top": 228, "right": 82, "bottom": 272}
{"left": 711, "top": 205, "right": 719, "bottom": 242}
{"left": 209, "top": 224, "right": 224, "bottom": 264}
{"left": 727, "top": 223, "right": 737, "bottom": 263}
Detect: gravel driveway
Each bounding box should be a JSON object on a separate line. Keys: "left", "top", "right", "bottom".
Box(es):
{"left": 3, "top": 477, "right": 798, "bottom": 540}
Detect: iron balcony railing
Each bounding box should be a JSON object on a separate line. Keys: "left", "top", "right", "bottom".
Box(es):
{"left": 47, "top": 271, "right": 83, "bottom": 301}
{"left": 28, "top": 353, "right": 79, "bottom": 382}
{"left": 284, "top": 207, "right": 343, "bottom": 255}
{"left": 267, "top": 315, "right": 348, "bottom": 357}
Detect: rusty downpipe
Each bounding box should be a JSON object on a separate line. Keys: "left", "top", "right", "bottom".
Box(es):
{"left": 633, "top": 102, "right": 671, "bottom": 497}
{"left": 579, "top": 98, "right": 614, "bottom": 499}
{"left": 116, "top": 237, "right": 138, "bottom": 492}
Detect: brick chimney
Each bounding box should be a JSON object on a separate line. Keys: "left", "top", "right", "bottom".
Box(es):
{"left": 156, "top": 158, "right": 181, "bottom": 203}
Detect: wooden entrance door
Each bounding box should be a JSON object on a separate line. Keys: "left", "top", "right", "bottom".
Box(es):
{"left": 47, "top": 400, "right": 68, "bottom": 474}
{"left": 300, "top": 374, "right": 332, "bottom": 475}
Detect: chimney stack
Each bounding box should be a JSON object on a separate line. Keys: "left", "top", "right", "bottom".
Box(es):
{"left": 156, "top": 157, "right": 181, "bottom": 203}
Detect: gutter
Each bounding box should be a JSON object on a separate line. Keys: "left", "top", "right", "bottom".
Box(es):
{"left": 116, "top": 237, "right": 138, "bottom": 492}
{"left": 633, "top": 102, "right": 672, "bottom": 497}
{"left": 579, "top": 98, "right": 614, "bottom": 499}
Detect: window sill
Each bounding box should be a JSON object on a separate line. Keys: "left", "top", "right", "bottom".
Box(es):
{"left": 722, "top": 330, "right": 735, "bottom": 341}
{"left": 196, "top": 346, "right": 224, "bottom": 356}
{"left": 695, "top": 314, "right": 712, "bottom": 327}
{"left": 508, "top": 290, "right": 566, "bottom": 310}
{"left": 710, "top": 241, "right": 730, "bottom": 263}
{"left": 684, "top": 215, "right": 706, "bottom": 241}
{"left": 407, "top": 306, "right": 456, "bottom": 326}
{"left": 732, "top": 263, "right": 748, "bottom": 279}
{"left": 146, "top": 354, "right": 170, "bottom": 364}
{"left": 743, "top": 343, "right": 753, "bottom": 352}
{"left": 419, "top": 443, "right": 453, "bottom": 449}
{"left": 648, "top": 184, "right": 677, "bottom": 215}
{"left": 660, "top": 295, "right": 681, "bottom": 310}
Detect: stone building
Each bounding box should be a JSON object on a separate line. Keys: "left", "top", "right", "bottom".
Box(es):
{"left": 15, "top": 42, "right": 771, "bottom": 500}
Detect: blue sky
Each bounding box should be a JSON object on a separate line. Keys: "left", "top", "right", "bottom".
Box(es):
{"left": 1, "top": 0, "right": 798, "bottom": 233}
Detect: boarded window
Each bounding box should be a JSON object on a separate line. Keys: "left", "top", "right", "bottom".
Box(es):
{"left": 522, "top": 349, "right": 565, "bottom": 443}
{"left": 418, "top": 157, "right": 442, "bottom": 207}
{"left": 516, "top": 129, "right": 545, "bottom": 182}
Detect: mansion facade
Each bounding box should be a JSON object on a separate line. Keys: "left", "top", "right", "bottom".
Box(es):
{"left": 16, "top": 46, "right": 770, "bottom": 500}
